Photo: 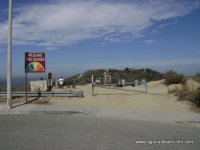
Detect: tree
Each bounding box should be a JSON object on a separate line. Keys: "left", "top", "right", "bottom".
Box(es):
{"left": 124, "top": 68, "right": 130, "bottom": 72}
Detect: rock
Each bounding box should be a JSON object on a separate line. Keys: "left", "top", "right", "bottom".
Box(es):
{"left": 186, "top": 79, "right": 200, "bottom": 92}
{"left": 168, "top": 84, "right": 183, "bottom": 94}
{"left": 30, "top": 80, "right": 47, "bottom": 92}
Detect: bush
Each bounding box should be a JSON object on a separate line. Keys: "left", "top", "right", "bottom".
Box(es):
{"left": 164, "top": 70, "right": 186, "bottom": 85}
{"left": 178, "top": 87, "right": 200, "bottom": 108}
{"left": 177, "top": 86, "right": 190, "bottom": 100}
{"left": 189, "top": 88, "right": 200, "bottom": 107}
{"left": 0, "top": 87, "right": 4, "bottom": 92}
{"left": 194, "top": 72, "right": 200, "bottom": 83}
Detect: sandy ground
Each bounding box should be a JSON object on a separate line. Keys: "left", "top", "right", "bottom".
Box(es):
{"left": 47, "top": 80, "right": 192, "bottom": 113}
{"left": 0, "top": 80, "right": 194, "bottom": 113}
{"left": 1, "top": 80, "right": 200, "bottom": 125}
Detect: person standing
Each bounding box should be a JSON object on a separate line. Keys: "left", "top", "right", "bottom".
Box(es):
{"left": 58, "top": 77, "right": 64, "bottom": 88}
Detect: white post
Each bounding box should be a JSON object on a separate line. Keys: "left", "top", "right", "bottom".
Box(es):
{"left": 104, "top": 72, "right": 106, "bottom": 85}
{"left": 91, "top": 75, "right": 94, "bottom": 83}
{"left": 55, "top": 78, "right": 58, "bottom": 89}
{"left": 91, "top": 75, "right": 94, "bottom": 96}
{"left": 145, "top": 82, "right": 148, "bottom": 93}
{"left": 7, "top": 0, "right": 13, "bottom": 109}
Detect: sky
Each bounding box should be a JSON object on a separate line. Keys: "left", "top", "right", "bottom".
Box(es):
{"left": 0, "top": 0, "right": 200, "bottom": 79}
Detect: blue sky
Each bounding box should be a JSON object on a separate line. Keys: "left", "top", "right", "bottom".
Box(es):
{"left": 0, "top": 0, "right": 200, "bottom": 79}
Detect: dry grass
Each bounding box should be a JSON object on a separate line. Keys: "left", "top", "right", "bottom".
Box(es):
{"left": 178, "top": 87, "right": 200, "bottom": 108}
{"left": 164, "top": 70, "right": 186, "bottom": 85}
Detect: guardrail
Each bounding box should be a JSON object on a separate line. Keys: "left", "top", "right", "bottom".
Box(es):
{"left": 92, "top": 80, "right": 148, "bottom": 96}
{"left": 0, "top": 91, "right": 84, "bottom": 98}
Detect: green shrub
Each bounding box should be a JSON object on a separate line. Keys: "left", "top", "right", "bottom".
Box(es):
{"left": 0, "top": 87, "right": 4, "bottom": 92}
{"left": 164, "top": 70, "right": 186, "bottom": 85}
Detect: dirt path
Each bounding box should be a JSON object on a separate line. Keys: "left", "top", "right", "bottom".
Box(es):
{"left": 50, "top": 80, "right": 192, "bottom": 113}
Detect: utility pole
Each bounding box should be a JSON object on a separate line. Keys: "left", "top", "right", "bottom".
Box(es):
{"left": 7, "top": 0, "right": 12, "bottom": 109}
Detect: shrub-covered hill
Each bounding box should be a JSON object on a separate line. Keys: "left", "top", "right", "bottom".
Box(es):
{"left": 65, "top": 68, "right": 163, "bottom": 85}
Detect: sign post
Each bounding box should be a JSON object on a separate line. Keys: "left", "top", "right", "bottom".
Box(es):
{"left": 7, "top": 0, "right": 13, "bottom": 109}
{"left": 25, "top": 52, "right": 45, "bottom": 103}
{"left": 25, "top": 73, "right": 27, "bottom": 103}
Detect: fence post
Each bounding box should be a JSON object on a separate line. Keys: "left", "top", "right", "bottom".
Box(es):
{"left": 145, "top": 82, "right": 148, "bottom": 93}
{"left": 141, "top": 79, "right": 148, "bottom": 93}
{"left": 91, "top": 75, "right": 94, "bottom": 96}
{"left": 92, "top": 83, "right": 95, "bottom": 96}
{"left": 55, "top": 78, "right": 58, "bottom": 89}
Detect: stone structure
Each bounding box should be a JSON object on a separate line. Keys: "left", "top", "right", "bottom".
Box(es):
{"left": 30, "top": 80, "right": 47, "bottom": 92}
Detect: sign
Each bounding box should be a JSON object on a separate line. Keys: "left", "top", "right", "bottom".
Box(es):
{"left": 25, "top": 52, "right": 45, "bottom": 73}
{"left": 104, "top": 74, "right": 111, "bottom": 83}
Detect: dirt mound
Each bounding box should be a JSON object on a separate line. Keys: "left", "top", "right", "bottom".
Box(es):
{"left": 148, "top": 79, "right": 165, "bottom": 87}
{"left": 186, "top": 79, "right": 200, "bottom": 92}
{"left": 167, "top": 84, "right": 183, "bottom": 94}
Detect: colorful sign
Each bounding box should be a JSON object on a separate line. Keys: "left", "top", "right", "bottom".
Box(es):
{"left": 25, "top": 52, "right": 45, "bottom": 73}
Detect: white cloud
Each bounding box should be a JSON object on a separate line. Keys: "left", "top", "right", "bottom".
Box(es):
{"left": 0, "top": 0, "right": 199, "bottom": 47}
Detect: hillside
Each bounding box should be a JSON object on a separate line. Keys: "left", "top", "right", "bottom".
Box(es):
{"left": 65, "top": 68, "right": 164, "bottom": 85}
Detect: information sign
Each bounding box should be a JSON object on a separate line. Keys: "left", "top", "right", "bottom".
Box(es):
{"left": 25, "top": 52, "right": 45, "bottom": 73}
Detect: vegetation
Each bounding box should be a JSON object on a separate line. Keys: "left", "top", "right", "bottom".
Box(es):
{"left": 178, "top": 87, "right": 200, "bottom": 108}
{"left": 190, "top": 88, "right": 200, "bottom": 107}
{"left": 65, "top": 69, "right": 106, "bottom": 85}
{"left": 0, "top": 87, "right": 4, "bottom": 92}
{"left": 65, "top": 68, "right": 163, "bottom": 85}
{"left": 164, "top": 70, "right": 186, "bottom": 85}
{"left": 194, "top": 72, "right": 200, "bottom": 83}
{"left": 165, "top": 71, "right": 200, "bottom": 108}
{"left": 177, "top": 86, "right": 190, "bottom": 100}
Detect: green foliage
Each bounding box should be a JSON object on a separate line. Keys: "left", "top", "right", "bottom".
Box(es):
{"left": 164, "top": 70, "right": 186, "bottom": 85}
{"left": 65, "top": 68, "right": 163, "bottom": 85}
{"left": 124, "top": 68, "right": 130, "bottom": 73}
{"left": 0, "top": 86, "right": 6, "bottom": 92}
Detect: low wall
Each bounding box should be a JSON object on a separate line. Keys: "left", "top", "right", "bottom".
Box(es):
{"left": 30, "top": 80, "right": 47, "bottom": 92}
